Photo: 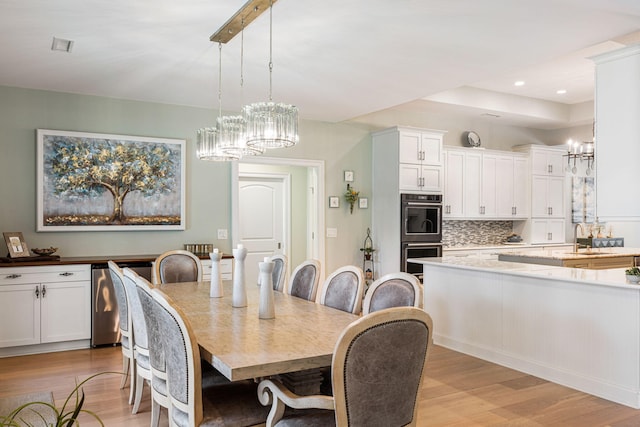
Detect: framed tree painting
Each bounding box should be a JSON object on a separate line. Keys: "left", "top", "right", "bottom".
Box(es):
{"left": 37, "top": 129, "right": 186, "bottom": 231}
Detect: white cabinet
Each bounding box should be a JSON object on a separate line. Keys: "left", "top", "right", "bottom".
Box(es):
{"left": 0, "top": 264, "right": 90, "bottom": 349}
{"left": 372, "top": 126, "right": 446, "bottom": 276}
{"left": 443, "top": 148, "right": 528, "bottom": 219}
{"left": 201, "top": 258, "right": 233, "bottom": 281}
{"left": 373, "top": 127, "right": 445, "bottom": 194}
{"left": 513, "top": 144, "right": 567, "bottom": 244}
{"left": 531, "top": 219, "right": 565, "bottom": 244}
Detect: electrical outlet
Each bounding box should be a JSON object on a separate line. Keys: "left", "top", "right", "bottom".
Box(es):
{"left": 217, "top": 229, "right": 228, "bottom": 240}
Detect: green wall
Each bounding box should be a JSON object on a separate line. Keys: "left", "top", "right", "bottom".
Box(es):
{"left": 0, "top": 85, "right": 373, "bottom": 274}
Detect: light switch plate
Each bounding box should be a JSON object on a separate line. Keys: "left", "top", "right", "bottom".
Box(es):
{"left": 217, "top": 229, "right": 228, "bottom": 239}
{"left": 326, "top": 228, "right": 338, "bottom": 238}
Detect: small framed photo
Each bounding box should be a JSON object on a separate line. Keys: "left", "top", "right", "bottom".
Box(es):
{"left": 344, "top": 170, "right": 354, "bottom": 182}
{"left": 329, "top": 196, "right": 340, "bottom": 208}
{"left": 3, "top": 232, "right": 30, "bottom": 258}
{"left": 359, "top": 198, "right": 368, "bottom": 209}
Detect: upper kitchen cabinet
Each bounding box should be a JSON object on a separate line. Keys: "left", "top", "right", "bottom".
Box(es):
{"left": 443, "top": 147, "right": 528, "bottom": 220}
{"left": 530, "top": 147, "right": 565, "bottom": 177}
{"left": 373, "top": 127, "right": 446, "bottom": 194}
{"left": 593, "top": 45, "right": 640, "bottom": 221}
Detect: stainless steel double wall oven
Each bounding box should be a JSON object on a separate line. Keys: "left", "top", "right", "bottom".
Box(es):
{"left": 400, "top": 193, "right": 443, "bottom": 280}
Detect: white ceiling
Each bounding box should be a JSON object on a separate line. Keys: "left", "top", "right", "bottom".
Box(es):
{"left": 1, "top": 0, "right": 640, "bottom": 129}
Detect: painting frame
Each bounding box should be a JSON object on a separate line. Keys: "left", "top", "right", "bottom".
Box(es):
{"left": 37, "top": 129, "right": 186, "bottom": 232}
{"left": 3, "top": 232, "right": 30, "bottom": 258}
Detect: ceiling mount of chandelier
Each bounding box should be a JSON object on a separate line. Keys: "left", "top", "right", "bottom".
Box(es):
{"left": 198, "top": 0, "right": 298, "bottom": 162}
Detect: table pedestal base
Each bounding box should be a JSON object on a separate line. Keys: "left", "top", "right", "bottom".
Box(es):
{"left": 280, "top": 368, "right": 325, "bottom": 395}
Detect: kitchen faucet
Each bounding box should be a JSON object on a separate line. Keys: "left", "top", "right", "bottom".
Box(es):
{"left": 573, "top": 223, "right": 585, "bottom": 253}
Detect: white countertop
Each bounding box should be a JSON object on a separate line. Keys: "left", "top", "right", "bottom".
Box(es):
{"left": 409, "top": 254, "right": 640, "bottom": 289}
{"left": 498, "top": 246, "right": 640, "bottom": 261}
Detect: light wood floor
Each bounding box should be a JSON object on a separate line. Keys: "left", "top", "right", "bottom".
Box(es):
{"left": 2, "top": 345, "right": 640, "bottom": 426}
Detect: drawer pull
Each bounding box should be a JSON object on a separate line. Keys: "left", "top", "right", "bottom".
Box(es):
{"left": 59, "top": 272, "right": 74, "bottom": 277}
{"left": 6, "top": 274, "right": 22, "bottom": 279}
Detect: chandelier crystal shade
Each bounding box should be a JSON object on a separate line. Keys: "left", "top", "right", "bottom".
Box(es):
{"left": 243, "top": 102, "right": 299, "bottom": 149}
{"left": 197, "top": 127, "right": 240, "bottom": 161}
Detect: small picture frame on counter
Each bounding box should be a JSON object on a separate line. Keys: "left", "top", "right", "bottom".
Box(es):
{"left": 3, "top": 232, "right": 30, "bottom": 258}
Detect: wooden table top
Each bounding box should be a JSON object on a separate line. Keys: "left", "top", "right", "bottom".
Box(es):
{"left": 159, "top": 280, "right": 359, "bottom": 381}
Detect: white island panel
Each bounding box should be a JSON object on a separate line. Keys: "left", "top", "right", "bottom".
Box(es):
{"left": 419, "top": 257, "right": 640, "bottom": 408}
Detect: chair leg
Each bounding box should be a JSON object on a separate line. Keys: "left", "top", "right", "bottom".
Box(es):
{"left": 128, "top": 360, "right": 137, "bottom": 405}
{"left": 151, "top": 398, "right": 160, "bottom": 427}
{"left": 120, "top": 354, "right": 129, "bottom": 389}
{"left": 131, "top": 373, "right": 144, "bottom": 414}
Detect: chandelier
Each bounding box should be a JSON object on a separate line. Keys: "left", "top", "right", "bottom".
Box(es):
{"left": 197, "top": 0, "right": 298, "bottom": 162}
{"left": 565, "top": 139, "right": 595, "bottom": 175}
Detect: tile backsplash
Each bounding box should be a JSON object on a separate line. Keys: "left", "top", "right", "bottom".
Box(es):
{"left": 443, "top": 220, "right": 514, "bottom": 247}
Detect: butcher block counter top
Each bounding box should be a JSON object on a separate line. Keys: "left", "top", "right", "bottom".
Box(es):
{"left": 497, "top": 247, "right": 640, "bottom": 269}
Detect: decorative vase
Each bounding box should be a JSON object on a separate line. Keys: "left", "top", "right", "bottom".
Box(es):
{"left": 232, "top": 245, "right": 248, "bottom": 307}
{"left": 626, "top": 274, "right": 640, "bottom": 284}
{"left": 258, "top": 259, "right": 275, "bottom": 319}
{"left": 209, "top": 250, "right": 223, "bottom": 298}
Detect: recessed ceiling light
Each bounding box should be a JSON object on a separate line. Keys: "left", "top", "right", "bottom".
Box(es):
{"left": 556, "top": 89, "right": 567, "bottom": 94}
{"left": 514, "top": 81, "right": 525, "bottom": 87}
{"left": 51, "top": 37, "right": 74, "bottom": 53}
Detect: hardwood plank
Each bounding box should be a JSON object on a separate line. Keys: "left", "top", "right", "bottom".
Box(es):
{"left": 1, "top": 344, "right": 638, "bottom": 426}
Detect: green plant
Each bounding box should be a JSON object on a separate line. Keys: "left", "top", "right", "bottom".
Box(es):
{"left": 625, "top": 267, "right": 640, "bottom": 276}
{"left": 344, "top": 184, "right": 359, "bottom": 214}
{"left": 0, "top": 372, "right": 120, "bottom": 427}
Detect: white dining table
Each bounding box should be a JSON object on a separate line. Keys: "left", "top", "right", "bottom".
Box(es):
{"left": 159, "top": 280, "right": 359, "bottom": 382}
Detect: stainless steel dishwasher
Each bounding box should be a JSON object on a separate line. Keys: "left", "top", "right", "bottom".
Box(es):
{"left": 91, "top": 262, "right": 152, "bottom": 347}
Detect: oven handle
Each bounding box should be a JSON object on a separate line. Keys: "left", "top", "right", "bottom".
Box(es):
{"left": 405, "top": 201, "right": 442, "bottom": 207}
{"left": 403, "top": 243, "right": 442, "bottom": 247}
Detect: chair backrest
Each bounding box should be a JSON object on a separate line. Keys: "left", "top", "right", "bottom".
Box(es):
{"left": 135, "top": 275, "right": 166, "bottom": 380}
{"left": 155, "top": 250, "right": 203, "bottom": 284}
{"left": 107, "top": 260, "right": 130, "bottom": 340}
{"left": 122, "top": 268, "right": 148, "bottom": 353}
{"left": 362, "top": 272, "right": 423, "bottom": 315}
{"left": 150, "top": 288, "right": 203, "bottom": 427}
{"left": 270, "top": 254, "right": 288, "bottom": 292}
{"left": 286, "top": 259, "right": 321, "bottom": 302}
{"left": 318, "top": 265, "right": 365, "bottom": 314}
{"left": 331, "top": 306, "right": 433, "bottom": 427}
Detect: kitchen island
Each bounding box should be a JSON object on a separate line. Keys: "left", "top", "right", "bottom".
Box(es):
{"left": 410, "top": 255, "right": 640, "bottom": 408}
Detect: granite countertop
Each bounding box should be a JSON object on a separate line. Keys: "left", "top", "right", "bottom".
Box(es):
{"left": 443, "top": 243, "right": 570, "bottom": 252}
{"left": 408, "top": 255, "right": 640, "bottom": 289}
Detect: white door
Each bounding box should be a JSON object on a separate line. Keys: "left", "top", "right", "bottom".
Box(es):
{"left": 238, "top": 175, "right": 287, "bottom": 287}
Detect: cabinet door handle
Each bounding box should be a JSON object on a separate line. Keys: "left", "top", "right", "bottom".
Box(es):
{"left": 35, "top": 286, "right": 40, "bottom": 299}
{"left": 42, "top": 284, "right": 46, "bottom": 298}
{"left": 548, "top": 232, "right": 552, "bottom": 241}
{"left": 5, "top": 274, "right": 21, "bottom": 279}
{"left": 548, "top": 164, "right": 553, "bottom": 174}
{"left": 59, "top": 272, "right": 74, "bottom": 277}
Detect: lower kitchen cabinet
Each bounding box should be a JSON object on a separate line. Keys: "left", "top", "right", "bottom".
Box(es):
{"left": 0, "top": 264, "right": 90, "bottom": 349}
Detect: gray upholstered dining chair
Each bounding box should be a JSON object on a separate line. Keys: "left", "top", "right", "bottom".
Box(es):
{"left": 362, "top": 272, "right": 423, "bottom": 315}
{"left": 257, "top": 306, "right": 433, "bottom": 427}
{"left": 286, "top": 259, "right": 321, "bottom": 302}
{"left": 318, "top": 265, "right": 365, "bottom": 314}
{"left": 270, "top": 254, "right": 288, "bottom": 292}
{"left": 134, "top": 273, "right": 170, "bottom": 427}
{"left": 107, "top": 261, "right": 136, "bottom": 405}
{"left": 154, "top": 250, "right": 203, "bottom": 284}
{"left": 121, "top": 267, "right": 153, "bottom": 415}
{"left": 149, "top": 287, "right": 270, "bottom": 427}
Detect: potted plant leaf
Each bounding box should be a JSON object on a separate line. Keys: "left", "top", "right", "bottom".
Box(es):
{"left": 0, "top": 372, "right": 119, "bottom": 427}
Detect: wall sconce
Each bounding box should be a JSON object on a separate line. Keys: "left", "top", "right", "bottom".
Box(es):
{"left": 565, "top": 138, "right": 595, "bottom": 176}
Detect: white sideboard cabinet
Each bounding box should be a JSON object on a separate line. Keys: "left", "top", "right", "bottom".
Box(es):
{"left": 0, "top": 264, "right": 91, "bottom": 352}
{"left": 201, "top": 258, "right": 233, "bottom": 281}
